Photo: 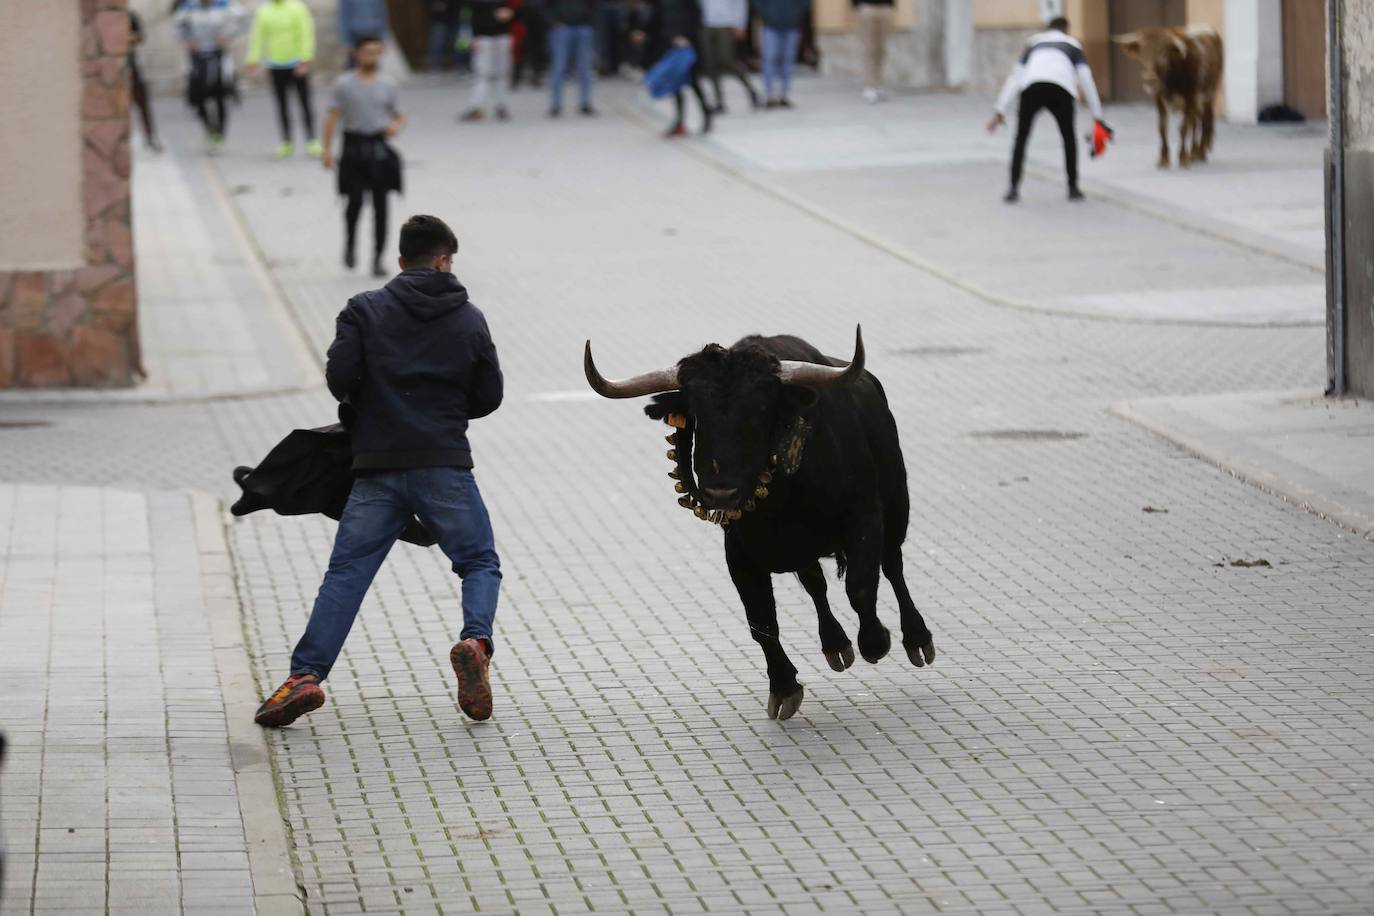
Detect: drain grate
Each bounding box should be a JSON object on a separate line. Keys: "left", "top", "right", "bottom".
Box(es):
{"left": 968, "top": 429, "right": 1087, "bottom": 441}
{"left": 890, "top": 346, "right": 987, "bottom": 358}
{"left": 0, "top": 420, "right": 52, "bottom": 430}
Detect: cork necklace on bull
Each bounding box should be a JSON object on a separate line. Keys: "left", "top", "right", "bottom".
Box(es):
{"left": 582, "top": 327, "right": 867, "bottom": 527}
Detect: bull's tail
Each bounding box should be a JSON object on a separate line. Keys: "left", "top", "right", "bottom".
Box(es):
{"left": 834, "top": 550, "right": 847, "bottom": 580}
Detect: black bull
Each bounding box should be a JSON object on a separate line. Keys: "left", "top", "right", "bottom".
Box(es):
{"left": 585, "top": 327, "right": 936, "bottom": 720}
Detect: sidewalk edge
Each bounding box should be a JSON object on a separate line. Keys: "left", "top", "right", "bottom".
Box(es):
{"left": 1109, "top": 399, "right": 1374, "bottom": 541}
{"left": 191, "top": 490, "right": 307, "bottom": 915}
{"left": 622, "top": 101, "right": 1322, "bottom": 331}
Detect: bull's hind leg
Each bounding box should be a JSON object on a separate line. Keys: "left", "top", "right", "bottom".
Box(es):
{"left": 1156, "top": 97, "right": 1171, "bottom": 168}
{"left": 797, "top": 562, "right": 854, "bottom": 672}
{"left": 1178, "top": 102, "right": 1195, "bottom": 167}
{"left": 882, "top": 545, "right": 936, "bottom": 668}
{"left": 726, "top": 536, "right": 804, "bottom": 720}
{"left": 843, "top": 512, "right": 892, "bottom": 664}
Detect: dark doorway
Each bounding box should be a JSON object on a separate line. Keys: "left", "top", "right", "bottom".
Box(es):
{"left": 1108, "top": 0, "right": 1186, "bottom": 102}
{"left": 1282, "top": 0, "right": 1326, "bottom": 119}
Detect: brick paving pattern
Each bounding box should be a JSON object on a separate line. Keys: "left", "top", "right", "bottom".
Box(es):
{"left": 2, "top": 83, "right": 1372, "bottom": 914}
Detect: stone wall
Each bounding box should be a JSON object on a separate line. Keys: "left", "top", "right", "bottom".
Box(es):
{"left": 0, "top": 0, "right": 139, "bottom": 388}
{"left": 819, "top": 0, "right": 946, "bottom": 89}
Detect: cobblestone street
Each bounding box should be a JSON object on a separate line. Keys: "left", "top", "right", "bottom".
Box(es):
{"left": 3, "top": 77, "right": 1373, "bottom": 914}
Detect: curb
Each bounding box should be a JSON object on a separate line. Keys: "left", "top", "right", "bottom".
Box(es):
{"left": 192, "top": 491, "right": 307, "bottom": 915}
{"left": 1110, "top": 400, "right": 1374, "bottom": 541}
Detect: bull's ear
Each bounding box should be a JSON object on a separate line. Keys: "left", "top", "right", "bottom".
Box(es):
{"left": 644, "top": 392, "right": 687, "bottom": 422}
{"left": 1112, "top": 33, "right": 1142, "bottom": 59}
{"left": 783, "top": 385, "right": 819, "bottom": 410}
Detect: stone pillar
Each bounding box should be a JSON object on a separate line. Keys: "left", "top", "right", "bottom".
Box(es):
{"left": 1333, "top": 0, "right": 1374, "bottom": 396}
{"left": 1223, "top": 0, "right": 1283, "bottom": 124}
{"left": 0, "top": 0, "right": 139, "bottom": 388}
{"left": 943, "top": 0, "right": 974, "bottom": 88}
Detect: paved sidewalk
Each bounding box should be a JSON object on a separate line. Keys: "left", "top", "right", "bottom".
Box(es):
{"left": 684, "top": 82, "right": 1325, "bottom": 324}
{"left": 1115, "top": 391, "right": 1374, "bottom": 539}
{"left": 0, "top": 485, "right": 296, "bottom": 915}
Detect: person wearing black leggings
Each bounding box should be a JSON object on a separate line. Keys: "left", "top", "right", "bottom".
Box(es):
{"left": 246, "top": 0, "right": 321, "bottom": 157}
{"left": 638, "top": 0, "right": 711, "bottom": 136}
{"left": 322, "top": 36, "right": 405, "bottom": 277}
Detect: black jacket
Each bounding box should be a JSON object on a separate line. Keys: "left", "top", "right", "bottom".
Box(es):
{"left": 551, "top": 0, "right": 598, "bottom": 27}
{"left": 326, "top": 268, "right": 503, "bottom": 470}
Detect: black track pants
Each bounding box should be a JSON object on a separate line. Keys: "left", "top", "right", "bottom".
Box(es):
{"left": 1009, "top": 81, "right": 1077, "bottom": 192}
{"left": 270, "top": 66, "right": 315, "bottom": 143}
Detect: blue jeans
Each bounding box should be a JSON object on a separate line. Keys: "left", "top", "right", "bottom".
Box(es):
{"left": 290, "top": 468, "right": 502, "bottom": 680}
{"left": 549, "top": 24, "right": 594, "bottom": 110}
{"left": 761, "top": 27, "right": 800, "bottom": 100}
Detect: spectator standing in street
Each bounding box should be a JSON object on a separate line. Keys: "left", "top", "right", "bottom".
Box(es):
{"left": 254, "top": 214, "right": 505, "bottom": 729}
{"left": 987, "top": 15, "right": 1104, "bottom": 203}
{"left": 636, "top": 0, "right": 711, "bottom": 136}
{"left": 176, "top": 0, "right": 246, "bottom": 147}
{"left": 753, "top": 0, "right": 807, "bottom": 108}
{"left": 322, "top": 35, "right": 405, "bottom": 276}
{"left": 128, "top": 10, "right": 163, "bottom": 152}
{"left": 338, "top": 0, "right": 389, "bottom": 67}
{"left": 427, "top": 0, "right": 461, "bottom": 70}
{"left": 700, "top": 0, "right": 758, "bottom": 112}
{"left": 511, "top": 0, "right": 551, "bottom": 87}
{"left": 852, "top": 0, "right": 890, "bottom": 103}
{"left": 548, "top": 0, "right": 598, "bottom": 116}
{"left": 246, "top": 0, "right": 321, "bottom": 158}
{"left": 461, "top": 0, "right": 516, "bottom": 120}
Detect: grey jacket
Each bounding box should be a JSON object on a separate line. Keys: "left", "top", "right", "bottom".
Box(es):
{"left": 175, "top": 3, "right": 246, "bottom": 53}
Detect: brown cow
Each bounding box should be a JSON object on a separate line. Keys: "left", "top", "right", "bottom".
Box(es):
{"left": 1114, "top": 26, "right": 1224, "bottom": 168}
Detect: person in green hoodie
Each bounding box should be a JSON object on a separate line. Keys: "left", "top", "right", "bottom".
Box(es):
{"left": 245, "top": 0, "right": 321, "bottom": 158}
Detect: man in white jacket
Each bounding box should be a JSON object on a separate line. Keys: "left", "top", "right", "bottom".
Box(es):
{"left": 987, "top": 16, "right": 1105, "bottom": 203}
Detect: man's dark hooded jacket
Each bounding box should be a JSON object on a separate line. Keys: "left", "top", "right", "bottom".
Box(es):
{"left": 327, "top": 268, "right": 503, "bottom": 470}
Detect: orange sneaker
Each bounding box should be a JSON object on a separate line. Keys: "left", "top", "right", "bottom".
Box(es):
{"left": 450, "top": 639, "right": 493, "bottom": 721}
{"left": 254, "top": 674, "right": 325, "bottom": 727}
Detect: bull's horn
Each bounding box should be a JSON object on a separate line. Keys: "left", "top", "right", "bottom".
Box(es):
{"left": 583, "top": 341, "right": 681, "bottom": 399}
{"left": 776, "top": 325, "right": 865, "bottom": 388}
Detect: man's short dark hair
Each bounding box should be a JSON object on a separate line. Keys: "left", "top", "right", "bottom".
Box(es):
{"left": 1049, "top": 16, "right": 1069, "bottom": 31}
{"left": 400, "top": 215, "right": 458, "bottom": 266}
{"left": 353, "top": 33, "right": 384, "bottom": 47}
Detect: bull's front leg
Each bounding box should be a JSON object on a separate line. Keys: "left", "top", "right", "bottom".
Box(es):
{"left": 1156, "top": 96, "right": 1171, "bottom": 168}
{"left": 725, "top": 536, "right": 804, "bottom": 720}
{"left": 842, "top": 510, "right": 892, "bottom": 664}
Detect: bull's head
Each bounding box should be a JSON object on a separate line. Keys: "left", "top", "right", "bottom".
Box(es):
{"left": 584, "top": 327, "right": 865, "bottom": 525}
{"left": 1113, "top": 29, "right": 1189, "bottom": 97}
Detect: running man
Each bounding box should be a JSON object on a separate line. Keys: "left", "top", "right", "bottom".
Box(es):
{"left": 254, "top": 214, "right": 504, "bottom": 728}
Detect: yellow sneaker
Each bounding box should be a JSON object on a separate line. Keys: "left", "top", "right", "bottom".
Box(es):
{"left": 306, "top": 139, "right": 323, "bottom": 158}
{"left": 274, "top": 142, "right": 294, "bottom": 159}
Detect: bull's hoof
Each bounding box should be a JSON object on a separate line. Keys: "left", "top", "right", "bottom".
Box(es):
{"left": 767, "top": 685, "right": 804, "bottom": 721}
{"left": 823, "top": 644, "right": 856, "bottom": 672}
{"left": 858, "top": 625, "right": 891, "bottom": 664}
{"left": 1157, "top": 158, "right": 1170, "bottom": 169}
{"left": 904, "top": 638, "right": 936, "bottom": 668}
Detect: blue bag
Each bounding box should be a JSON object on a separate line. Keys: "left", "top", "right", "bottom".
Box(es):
{"left": 644, "top": 46, "right": 696, "bottom": 100}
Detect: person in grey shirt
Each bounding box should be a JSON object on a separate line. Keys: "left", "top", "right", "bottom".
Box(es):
{"left": 175, "top": 0, "right": 246, "bottom": 145}
{"left": 322, "top": 35, "right": 405, "bottom": 277}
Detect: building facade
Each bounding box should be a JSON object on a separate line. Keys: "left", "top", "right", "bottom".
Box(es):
{"left": 0, "top": 0, "right": 139, "bottom": 388}
{"left": 815, "top": 0, "right": 1328, "bottom": 124}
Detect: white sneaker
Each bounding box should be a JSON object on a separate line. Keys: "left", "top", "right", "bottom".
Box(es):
{"left": 862, "top": 87, "right": 881, "bottom": 104}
